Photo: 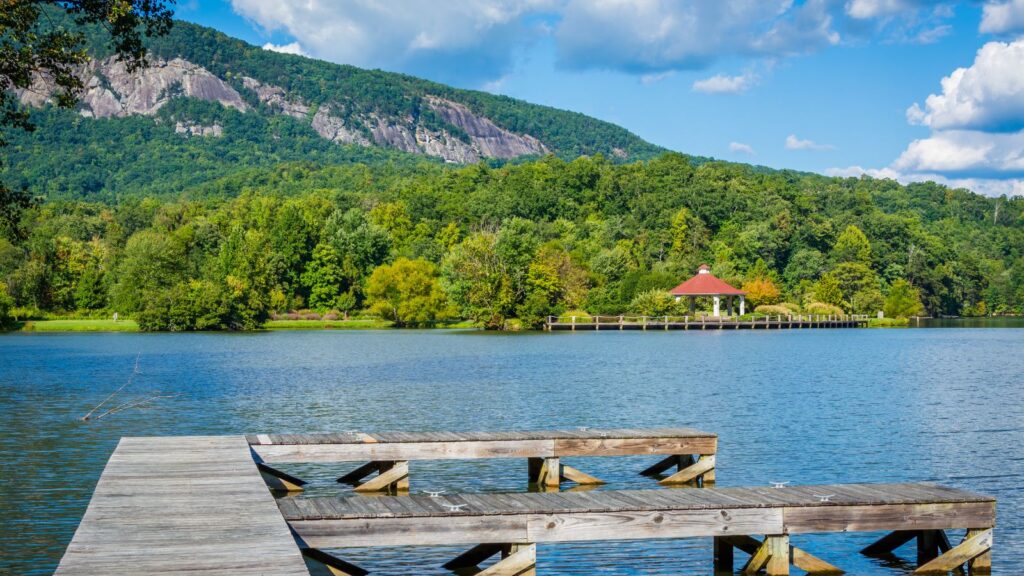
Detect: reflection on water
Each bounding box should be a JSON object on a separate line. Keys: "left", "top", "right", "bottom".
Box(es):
{"left": 0, "top": 328, "right": 1021, "bottom": 575}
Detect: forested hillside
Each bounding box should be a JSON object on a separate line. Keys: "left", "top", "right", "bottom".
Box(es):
{"left": 3, "top": 13, "right": 666, "bottom": 201}
{"left": 2, "top": 153, "right": 1021, "bottom": 330}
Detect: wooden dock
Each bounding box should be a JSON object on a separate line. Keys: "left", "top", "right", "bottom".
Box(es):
{"left": 283, "top": 483, "right": 995, "bottom": 575}
{"left": 545, "top": 314, "right": 869, "bottom": 331}
{"left": 54, "top": 436, "right": 308, "bottom": 576}
{"left": 249, "top": 427, "right": 717, "bottom": 492}
{"left": 56, "top": 433, "right": 995, "bottom": 576}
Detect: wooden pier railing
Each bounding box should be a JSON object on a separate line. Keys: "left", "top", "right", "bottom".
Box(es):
{"left": 545, "top": 313, "right": 870, "bottom": 331}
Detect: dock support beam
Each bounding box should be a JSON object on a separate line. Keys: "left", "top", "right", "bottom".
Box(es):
{"left": 302, "top": 548, "right": 368, "bottom": 576}
{"left": 337, "top": 460, "right": 409, "bottom": 493}
{"left": 641, "top": 454, "right": 716, "bottom": 485}
{"left": 256, "top": 462, "right": 306, "bottom": 492}
{"left": 529, "top": 457, "right": 605, "bottom": 489}
{"left": 863, "top": 528, "right": 992, "bottom": 575}
{"left": 724, "top": 534, "right": 843, "bottom": 575}
{"left": 444, "top": 543, "right": 536, "bottom": 575}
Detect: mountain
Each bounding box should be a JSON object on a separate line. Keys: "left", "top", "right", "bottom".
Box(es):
{"left": 4, "top": 15, "right": 667, "bottom": 199}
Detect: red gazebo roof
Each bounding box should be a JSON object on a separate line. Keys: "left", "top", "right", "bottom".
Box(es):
{"left": 669, "top": 264, "right": 746, "bottom": 296}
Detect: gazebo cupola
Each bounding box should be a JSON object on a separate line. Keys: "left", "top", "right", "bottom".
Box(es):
{"left": 669, "top": 264, "right": 747, "bottom": 317}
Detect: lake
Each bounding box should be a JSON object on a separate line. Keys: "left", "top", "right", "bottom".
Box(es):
{"left": 1, "top": 327, "right": 1021, "bottom": 575}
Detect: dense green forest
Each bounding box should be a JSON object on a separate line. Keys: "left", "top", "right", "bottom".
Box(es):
{"left": 1, "top": 153, "right": 1021, "bottom": 330}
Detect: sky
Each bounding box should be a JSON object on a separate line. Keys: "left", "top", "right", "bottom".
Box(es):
{"left": 176, "top": 0, "right": 1024, "bottom": 197}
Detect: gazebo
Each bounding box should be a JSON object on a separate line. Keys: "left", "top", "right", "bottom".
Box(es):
{"left": 669, "top": 264, "right": 746, "bottom": 317}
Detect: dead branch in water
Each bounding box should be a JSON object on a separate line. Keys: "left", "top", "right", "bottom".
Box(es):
{"left": 93, "top": 393, "right": 180, "bottom": 420}
{"left": 81, "top": 353, "right": 141, "bottom": 421}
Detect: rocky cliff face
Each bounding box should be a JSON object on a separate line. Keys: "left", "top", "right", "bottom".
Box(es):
{"left": 19, "top": 56, "right": 548, "bottom": 164}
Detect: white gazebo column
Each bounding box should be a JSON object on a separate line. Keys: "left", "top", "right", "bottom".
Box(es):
{"left": 739, "top": 295, "right": 746, "bottom": 316}
{"left": 713, "top": 295, "right": 720, "bottom": 317}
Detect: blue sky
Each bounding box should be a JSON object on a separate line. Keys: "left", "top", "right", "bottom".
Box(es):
{"left": 176, "top": 1, "right": 1024, "bottom": 196}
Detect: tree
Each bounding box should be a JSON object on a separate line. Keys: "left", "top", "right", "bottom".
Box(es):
{"left": 441, "top": 232, "right": 511, "bottom": 329}
{"left": 884, "top": 279, "right": 924, "bottom": 318}
{"left": 832, "top": 225, "right": 872, "bottom": 264}
{"left": 1, "top": 1, "right": 174, "bottom": 221}
{"left": 0, "top": 281, "right": 13, "bottom": 326}
{"left": 629, "top": 289, "right": 673, "bottom": 316}
{"left": 812, "top": 273, "right": 845, "bottom": 308}
{"left": 301, "top": 243, "right": 347, "bottom": 311}
{"left": 742, "top": 277, "right": 781, "bottom": 307}
{"left": 366, "top": 258, "right": 449, "bottom": 327}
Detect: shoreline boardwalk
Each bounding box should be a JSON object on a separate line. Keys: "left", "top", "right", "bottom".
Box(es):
{"left": 56, "top": 433, "right": 994, "bottom": 575}
{"left": 546, "top": 314, "right": 869, "bottom": 331}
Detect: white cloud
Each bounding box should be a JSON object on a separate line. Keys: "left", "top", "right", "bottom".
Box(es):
{"left": 693, "top": 73, "right": 756, "bottom": 94}
{"left": 554, "top": 0, "right": 839, "bottom": 74}
{"left": 832, "top": 38, "right": 1024, "bottom": 198}
{"left": 980, "top": 0, "right": 1024, "bottom": 35}
{"left": 907, "top": 39, "right": 1024, "bottom": 132}
{"left": 262, "top": 42, "right": 307, "bottom": 56}
{"left": 230, "top": 0, "right": 554, "bottom": 84}
{"left": 893, "top": 130, "right": 1024, "bottom": 174}
{"left": 845, "top": 0, "right": 926, "bottom": 20}
{"left": 786, "top": 134, "right": 835, "bottom": 151}
{"left": 640, "top": 71, "right": 675, "bottom": 85}
{"left": 729, "top": 142, "right": 756, "bottom": 155}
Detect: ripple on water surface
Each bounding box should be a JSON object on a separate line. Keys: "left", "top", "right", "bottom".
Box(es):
{"left": 0, "top": 328, "right": 1021, "bottom": 574}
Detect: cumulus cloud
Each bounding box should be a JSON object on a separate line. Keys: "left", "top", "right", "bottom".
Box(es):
{"left": 893, "top": 130, "right": 1024, "bottom": 175}
{"left": 262, "top": 42, "right": 307, "bottom": 56}
{"left": 980, "top": 0, "right": 1024, "bottom": 35}
{"left": 693, "top": 73, "right": 757, "bottom": 94}
{"left": 230, "top": 0, "right": 553, "bottom": 84}
{"left": 729, "top": 142, "right": 757, "bottom": 155}
{"left": 555, "top": 0, "right": 839, "bottom": 74}
{"left": 834, "top": 38, "right": 1024, "bottom": 197}
{"left": 786, "top": 134, "right": 836, "bottom": 151}
{"left": 906, "top": 39, "right": 1024, "bottom": 132}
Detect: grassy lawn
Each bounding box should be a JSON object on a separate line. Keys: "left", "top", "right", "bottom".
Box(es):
{"left": 19, "top": 319, "right": 140, "bottom": 332}
{"left": 264, "top": 318, "right": 394, "bottom": 330}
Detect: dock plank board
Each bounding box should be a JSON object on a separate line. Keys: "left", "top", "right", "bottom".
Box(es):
{"left": 55, "top": 436, "right": 308, "bottom": 576}
{"left": 283, "top": 483, "right": 995, "bottom": 549}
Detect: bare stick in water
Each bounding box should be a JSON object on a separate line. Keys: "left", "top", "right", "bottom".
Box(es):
{"left": 81, "top": 353, "right": 141, "bottom": 421}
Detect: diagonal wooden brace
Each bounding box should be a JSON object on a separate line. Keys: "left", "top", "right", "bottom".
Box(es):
{"left": 352, "top": 460, "right": 409, "bottom": 493}
{"left": 724, "top": 535, "right": 843, "bottom": 574}
{"left": 256, "top": 462, "right": 306, "bottom": 492}
{"left": 661, "top": 454, "right": 716, "bottom": 485}
{"left": 337, "top": 461, "right": 381, "bottom": 484}
{"left": 913, "top": 529, "right": 992, "bottom": 575}
{"left": 480, "top": 543, "right": 536, "bottom": 576}
{"left": 559, "top": 464, "right": 605, "bottom": 486}
{"left": 301, "top": 548, "right": 368, "bottom": 576}
{"left": 861, "top": 530, "right": 917, "bottom": 555}
{"left": 444, "top": 543, "right": 536, "bottom": 575}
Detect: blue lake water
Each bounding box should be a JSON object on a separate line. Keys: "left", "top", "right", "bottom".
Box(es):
{"left": 1, "top": 328, "right": 1021, "bottom": 575}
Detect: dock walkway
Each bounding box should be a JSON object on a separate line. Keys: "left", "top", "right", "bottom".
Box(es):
{"left": 284, "top": 483, "right": 995, "bottom": 575}
{"left": 54, "top": 436, "right": 308, "bottom": 576}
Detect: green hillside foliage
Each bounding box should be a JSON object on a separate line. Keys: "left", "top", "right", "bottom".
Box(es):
{"left": 23, "top": 10, "right": 663, "bottom": 164}
{"left": 2, "top": 153, "right": 1022, "bottom": 330}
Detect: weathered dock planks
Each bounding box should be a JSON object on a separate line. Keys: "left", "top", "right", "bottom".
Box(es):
{"left": 249, "top": 427, "right": 718, "bottom": 492}
{"left": 55, "top": 436, "right": 308, "bottom": 576}
{"left": 282, "top": 483, "right": 995, "bottom": 575}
